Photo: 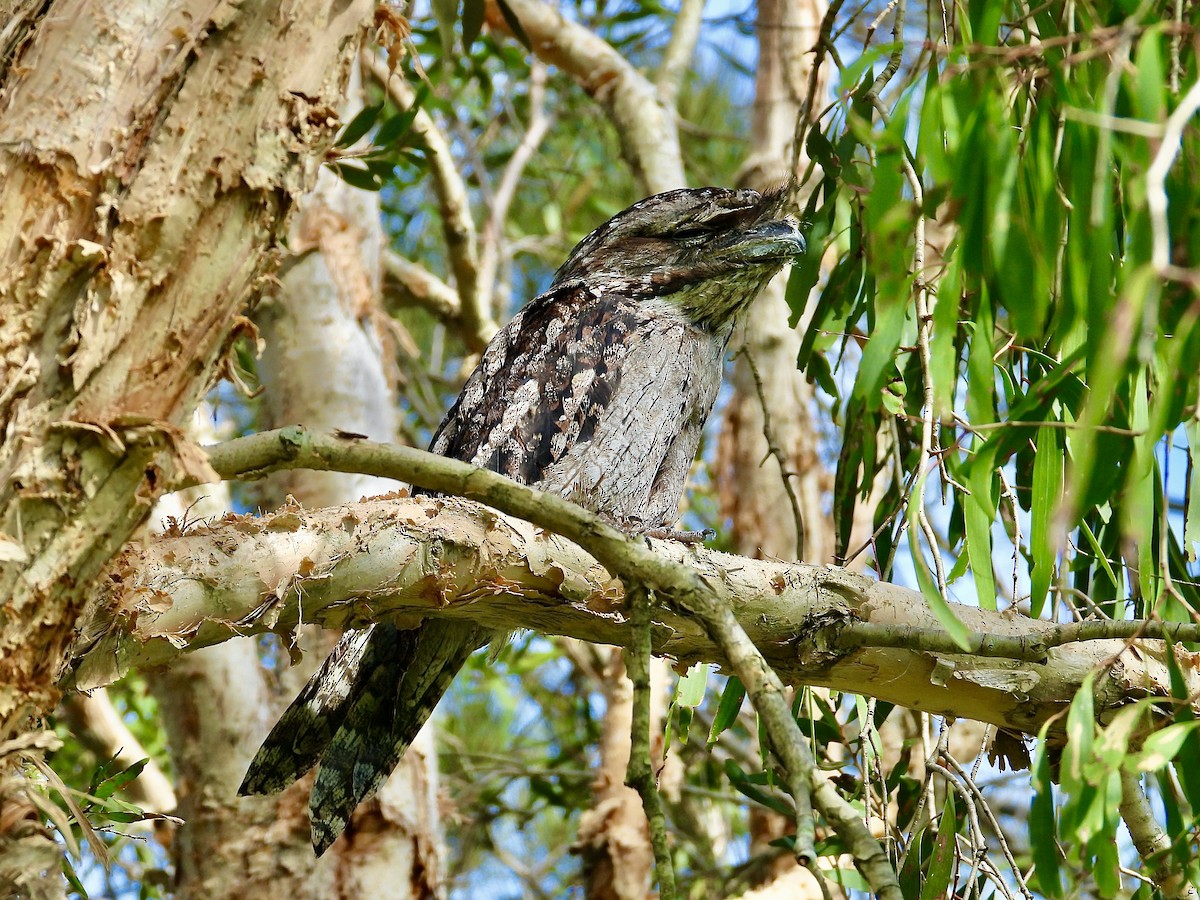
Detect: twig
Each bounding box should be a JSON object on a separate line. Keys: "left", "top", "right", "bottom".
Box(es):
{"left": 998, "top": 469, "right": 1022, "bottom": 608}
{"left": 478, "top": 61, "right": 551, "bottom": 320}
{"left": 1148, "top": 77, "right": 1200, "bottom": 273}
{"left": 655, "top": 0, "right": 706, "bottom": 108}
{"left": 624, "top": 582, "right": 677, "bottom": 899}
{"left": 1169, "top": 0, "right": 1185, "bottom": 93}
{"left": 790, "top": 0, "right": 848, "bottom": 195}
{"left": 737, "top": 347, "right": 807, "bottom": 559}
{"left": 863, "top": 0, "right": 907, "bottom": 109}
{"left": 929, "top": 763, "right": 988, "bottom": 889}
{"left": 864, "top": 0, "right": 901, "bottom": 48}
{"left": 362, "top": 52, "right": 496, "bottom": 352}
{"left": 833, "top": 618, "right": 1200, "bottom": 658}
{"left": 940, "top": 751, "right": 1034, "bottom": 898}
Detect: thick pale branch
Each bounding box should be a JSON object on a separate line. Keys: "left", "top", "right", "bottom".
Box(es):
{"left": 655, "top": 0, "right": 706, "bottom": 108}
{"left": 70, "top": 429, "right": 1200, "bottom": 741}
{"left": 485, "top": 0, "right": 684, "bottom": 193}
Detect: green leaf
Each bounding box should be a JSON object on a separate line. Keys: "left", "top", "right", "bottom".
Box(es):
{"left": 1030, "top": 725, "right": 1063, "bottom": 897}
{"left": 880, "top": 382, "right": 904, "bottom": 416}
{"left": 331, "top": 163, "right": 384, "bottom": 191}
{"left": 1078, "top": 518, "right": 1121, "bottom": 592}
{"left": 1164, "top": 642, "right": 1200, "bottom": 809}
{"left": 708, "top": 677, "right": 746, "bottom": 747}
{"left": 62, "top": 857, "right": 88, "bottom": 899}
{"left": 1185, "top": 420, "right": 1200, "bottom": 562}
{"left": 1132, "top": 722, "right": 1200, "bottom": 771}
{"left": 1130, "top": 24, "right": 1166, "bottom": 121}
{"left": 806, "top": 130, "right": 840, "bottom": 177}
{"left": 1062, "top": 674, "right": 1096, "bottom": 794}
{"left": 1029, "top": 425, "right": 1064, "bottom": 617}
{"left": 334, "top": 102, "right": 384, "bottom": 149}
{"left": 375, "top": 85, "right": 429, "bottom": 147}
{"left": 920, "top": 790, "right": 957, "bottom": 899}
{"left": 909, "top": 478, "right": 972, "bottom": 649}
{"left": 899, "top": 824, "right": 928, "bottom": 896}
{"left": 723, "top": 759, "right": 794, "bottom": 818}
{"left": 95, "top": 758, "right": 148, "bottom": 800}
{"left": 1094, "top": 704, "right": 1145, "bottom": 771}
{"left": 964, "top": 465, "right": 999, "bottom": 609}
{"left": 495, "top": 0, "right": 532, "bottom": 51}
{"left": 675, "top": 663, "right": 708, "bottom": 707}
{"left": 462, "top": 0, "right": 486, "bottom": 53}
{"left": 432, "top": 0, "right": 459, "bottom": 56}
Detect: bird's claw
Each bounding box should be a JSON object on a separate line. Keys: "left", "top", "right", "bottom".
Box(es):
{"left": 640, "top": 526, "right": 714, "bottom": 545}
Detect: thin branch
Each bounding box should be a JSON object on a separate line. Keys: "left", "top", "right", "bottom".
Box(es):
{"left": 624, "top": 583, "right": 677, "bottom": 899}
{"left": 486, "top": 0, "right": 684, "bottom": 193}
{"left": 736, "top": 347, "right": 807, "bottom": 559}
{"left": 363, "top": 52, "right": 496, "bottom": 351}
{"left": 382, "top": 248, "right": 461, "bottom": 321}
{"left": 1169, "top": 0, "right": 1184, "bottom": 93}
{"left": 863, "top": 0, "right": 908, "bottom": 110}
{"left": 834, "top": 619, "right": 1200, "bottom": 657}
{"left": 477, "top": 61, "right": 551, "bottom": 319}
{"left": 1148, "top": 76, "right": 1200, "bottom": 274}
{"left": 790, "top": 0, "right": 847, "bottom": 192}
{"left": 940, "top": 751, "right": 1033, "bottom": 898}
{"left": 655, "top": 0, "right": 707, "bottom": 109}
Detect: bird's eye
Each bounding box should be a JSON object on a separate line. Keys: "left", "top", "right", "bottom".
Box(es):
{"left": 673, "top": 226, "right": 709, "bottom": 241}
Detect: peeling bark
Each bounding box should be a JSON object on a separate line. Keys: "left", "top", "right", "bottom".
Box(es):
{"left": 70, "top": 495, "right": 1200, "bottom": 740}
{"left": 0, "top": 0, "right": 374, "bottom": 886}
{"left": 0, "top": 0, "right": 374, "bottom": 727}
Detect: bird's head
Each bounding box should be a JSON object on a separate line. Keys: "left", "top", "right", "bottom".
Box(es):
{"left": 552, "top": 187, "right": 806, "bottom": 330}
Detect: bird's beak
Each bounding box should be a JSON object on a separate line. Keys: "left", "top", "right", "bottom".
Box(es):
{"left": 713, "top": 217, "right": 806, "bottom": 263}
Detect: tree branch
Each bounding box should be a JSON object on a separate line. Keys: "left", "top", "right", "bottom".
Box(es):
{"left": 382, "top": 248, "right": 462, "bottom": 321}
{"left": 485, "top": 0, "right": 684, "bottom": 193}
{"left": 69, "top": 428, "right": 1200, "bottom": 743}
{"left": 477, "top": 60, "right": 551, "bottom": 319}
{"left": 655, "top": 0, "right": 706, "bottom": 109}
{"left": 363, "top": 52, "right": 496, "bottom": 351}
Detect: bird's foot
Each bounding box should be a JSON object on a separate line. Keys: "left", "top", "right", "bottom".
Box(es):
{"left": 639, "top": 526, "right": 715, "bottom": 545}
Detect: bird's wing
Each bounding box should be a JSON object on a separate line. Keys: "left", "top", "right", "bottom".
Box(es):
{"left": 429, "top": 282, "right": 719, "bottom": 526}
{"left": 307, "top": 619, "right": 491, "bottom": 854}
{"left": 239, "top": 626, "right": 377, "bottom": 795}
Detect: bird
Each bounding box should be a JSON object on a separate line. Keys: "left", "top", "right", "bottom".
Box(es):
{"left": 239, "top": 186, "right": 806, "bottom": 854}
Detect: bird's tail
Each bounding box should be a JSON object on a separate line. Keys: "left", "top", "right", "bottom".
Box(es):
{"left": 240, "top": 619, "right": 491, "bottom": 855}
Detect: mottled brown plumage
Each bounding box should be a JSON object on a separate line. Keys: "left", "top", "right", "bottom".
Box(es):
{"left": 240, "top": 187, "right": 805, "bottom": 854}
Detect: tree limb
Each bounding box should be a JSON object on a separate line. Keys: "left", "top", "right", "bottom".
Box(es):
{"left": 655, "top": 0, "right": 706, "bottom": 109}
{"left": 485, "top": 0, "right": 684, "bottom": 193}
{"left": 382, "top": 248, "right": 462, "bottom": 321}
{"left": 363, "top": 52, "right": 496, "bottom": 351}
{"left": 69, "top": 428, "right": 1200, "bottom": 743}
{"left": 477, "top": 60, "right": 551, "bottom": 320}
